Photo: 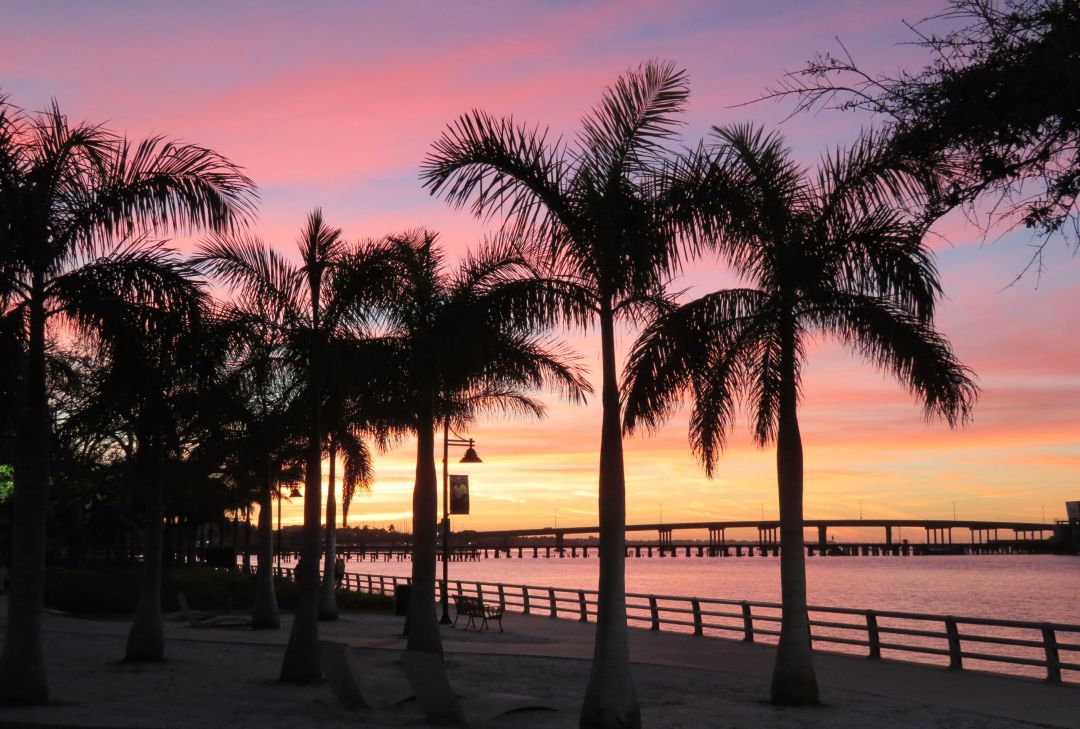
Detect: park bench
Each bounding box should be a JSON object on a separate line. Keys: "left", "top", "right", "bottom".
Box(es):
{"left": 452, "top": 595, "right": 504, "bottom": 632}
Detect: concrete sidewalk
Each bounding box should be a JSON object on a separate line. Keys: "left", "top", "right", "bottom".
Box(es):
{"left": 477, "top": 612, "right": 1080, "bottom": 729}
{"left": 3, "top": 600, "right": 1078, "bottom": 728}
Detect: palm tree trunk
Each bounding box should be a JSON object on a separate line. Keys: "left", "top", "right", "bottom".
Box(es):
{"left": 0, "top": 288, "right": 51, "bottom": 703}
{"left": 770, "top": 322, "right": 819, "bottom": 705}
{"left": 126, "top": 417, "right": 166, "bottom": 662}
{"left": 407, "top": 405, "right": 443, "bottom": 655}
{"left": 581, "top": 301, "right": 640, "bottom": 729}
{"left": 319, "top": 437, "right": 339, "bottom": 621}
{"left": 280, "top": 342, "right": 323, "bottom": 681}
{"left": 252, "top": 458, "right": 280, "bottom": 629}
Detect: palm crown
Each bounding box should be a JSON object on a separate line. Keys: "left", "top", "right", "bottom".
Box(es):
{"left": 376, "top": 229, "right": 590, "bottom": 429}
{"left": 625, "top": 124, "right": 977, "bottom": 471}
{"left": 422, "top": 60, "right": 696, "bottom": 316}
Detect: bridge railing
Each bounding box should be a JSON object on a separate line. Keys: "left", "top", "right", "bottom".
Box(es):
{"left": 274, "top": 566, "right": 1079, "bottom": 684}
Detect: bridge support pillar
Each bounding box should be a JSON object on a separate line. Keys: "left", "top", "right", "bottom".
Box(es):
{"left": 708, "top": 527, "right": 726, "bottom": 556}
{"left": 885, "top": 525, "right": 892, "bottom": 545}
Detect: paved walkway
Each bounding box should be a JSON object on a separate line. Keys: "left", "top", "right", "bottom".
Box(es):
{"left": 2, "top": 598, "right": 1078, "bottom": 728}
{"left": 487, "top": 612, "right": 1080, "bottom": 728}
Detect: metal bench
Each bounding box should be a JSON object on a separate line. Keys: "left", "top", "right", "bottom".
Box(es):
{"left": 452, "top": 595, "right": 504, "bottom": 632}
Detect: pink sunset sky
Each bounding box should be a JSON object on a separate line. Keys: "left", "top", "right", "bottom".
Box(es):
{"left": 3, "top": 1, "right": 1078, "bottom": 536}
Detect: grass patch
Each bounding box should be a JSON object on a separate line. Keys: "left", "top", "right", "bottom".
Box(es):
{"left": 44, "top": 566, "right": 393, "bottom": 615}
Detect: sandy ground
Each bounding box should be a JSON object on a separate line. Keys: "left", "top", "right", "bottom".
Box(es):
{"left": 0, "top": 601, "right": 1059, "bottom": 729}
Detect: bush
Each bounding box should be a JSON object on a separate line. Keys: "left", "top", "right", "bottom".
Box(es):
{"left": 44, "top": 565, "right": 393, "bottom": 615}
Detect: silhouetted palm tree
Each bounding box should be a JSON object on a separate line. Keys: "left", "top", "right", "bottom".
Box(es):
{"left": 197, "top": 211, "right": 390, "bottom": 681}
{"left": 318, "top": 400, "right": 375, "bottom": 621}
{"left": 623, "top": 124, "right": 977, "bottom": 705}
{"left": 215, "top": 300, "right": 301, "bottom": 629}
{"left": 373, "top": 231, "right": 588, "bottom": 692}
{"left": 0, "top": 95, "right": 254, "bottom": 702}
{"left": 111, "top": 281, "right": 215, "bottom": 662}
{"left": 421, "top": 60, "right": 700, "bottom": 728}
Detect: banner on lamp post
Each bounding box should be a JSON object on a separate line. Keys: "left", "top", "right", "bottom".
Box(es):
{"left": 449, "top": 474, "right": 470, "bottom": 515}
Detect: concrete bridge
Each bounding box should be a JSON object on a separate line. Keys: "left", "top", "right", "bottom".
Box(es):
{"left": 464, "top": 518, "right": 1068, "bottom": 558}
{"left": 308, "top": 518, "right": 1072, "bottom": 561}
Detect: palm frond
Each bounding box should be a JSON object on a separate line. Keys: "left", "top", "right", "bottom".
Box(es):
{"left": 450, "top": 387, "right": 547, "bottom": 422}
{"left": 194, "top": 232, "right": 304, "bottom": 323}
{"left": 814, "top": 127, "right": 947, "bottom": 222}
{"left": 576, "top": 59, "right": 689, "bottom": 177}
{"left": 623, "top": 289, "right": 768, "bottom": 436}
{"left": 806, "top": 292, "right": 977, "bottom": 426}
{"left": 817, "top": 205, "right": 941, "bottom": 321}
{"left": 422, "top": 110, "right": 572, "bottom": 242}
{"left": 65, "top": 135, "right": 256, "bottom": 250}
{"left": 695, "top": 124, "right": 804, "bottom": 278}
{"left": 47, "top": 236, "right": 205, "bottom": 339}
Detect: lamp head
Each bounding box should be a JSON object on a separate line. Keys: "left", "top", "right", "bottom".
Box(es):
{"left": 459, "top": 446, "right": 482, "bottom": 464}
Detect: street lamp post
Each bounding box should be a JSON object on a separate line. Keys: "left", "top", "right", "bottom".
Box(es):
{"left": 276, "top": 483, "right": 302, "bottom": 569}
{"left": 440, "top": 417, "right": 482, "bottom": 625}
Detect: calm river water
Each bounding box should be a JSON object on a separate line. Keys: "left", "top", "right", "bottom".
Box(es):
{"left": 339, "top": 553, "right": 1079, "bottom": 626}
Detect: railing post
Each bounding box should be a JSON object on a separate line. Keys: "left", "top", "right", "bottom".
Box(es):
{"left": 741, "top": 602, "right": 754, "bottom": 642}
{"left": 456, "top": 581, "right": 463, "bottom": 598}
{"left": 866, "top": 610, "right": 881, "bottom": 659}
{"left": 945, "top": 617, "right": 963, "bottom": 670}
{"left": 548, "top": 587, "right": 558, "bottom": 618}
{"left": 522, "top": 586, "right": 530, "bottom": 615}
{"left": 578, "top": 590, "right": 588, "bottom": 622}
{"left": 477, "top": 582, "right": 484, "bottom": 603}
{"left": 498, "top": 583, "right": 506, "bottom": 612}
{"left": 378, "top": 575, "right": 385, "bottom": 594}
{"left": 649, "top": 596, "right": 660, "bottom": 631}
{"left": 366, "top": 574, "right": 373, "bottom": 594}
{"left": 691, "top": 599, "right": 702, "bottom": 636}
{"left": 1042, "top": 625, "right": 1062, "bottom": 683}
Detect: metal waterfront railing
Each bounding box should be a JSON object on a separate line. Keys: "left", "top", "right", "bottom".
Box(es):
{"left": 274, "top": 566, "right": 1080, "bottom": 684}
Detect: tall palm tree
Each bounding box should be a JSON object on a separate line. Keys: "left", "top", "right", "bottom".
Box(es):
{"left": 421, "top": 60, "right": 701, "bottom": 728}
{"left": 318, "top": 402, "right": 375, "bottom": 621}
{"left": 108, "top": 276, "right": 214, "bottom": 661}
{"left": 197, "top": 211, "right": 390, "bottom": 681}
{"left": 622, "top": 124, "right": 978, "bottom": 705}
{"left": 0, "top": 95, "right": 254, "bottom": 702}
{"left": 216, "top": 295, "right": 303, "bottom": 629}
{"left": 371, "top": 231, "right": 588, "bottom": 681}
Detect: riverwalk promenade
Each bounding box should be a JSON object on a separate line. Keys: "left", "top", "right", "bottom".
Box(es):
{"left": 0, "top": 596, "right": 1077, "bottom": 728}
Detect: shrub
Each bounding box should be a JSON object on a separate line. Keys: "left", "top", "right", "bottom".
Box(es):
{"left": 43, "top": 565, "right": 393, "bottom": 615}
